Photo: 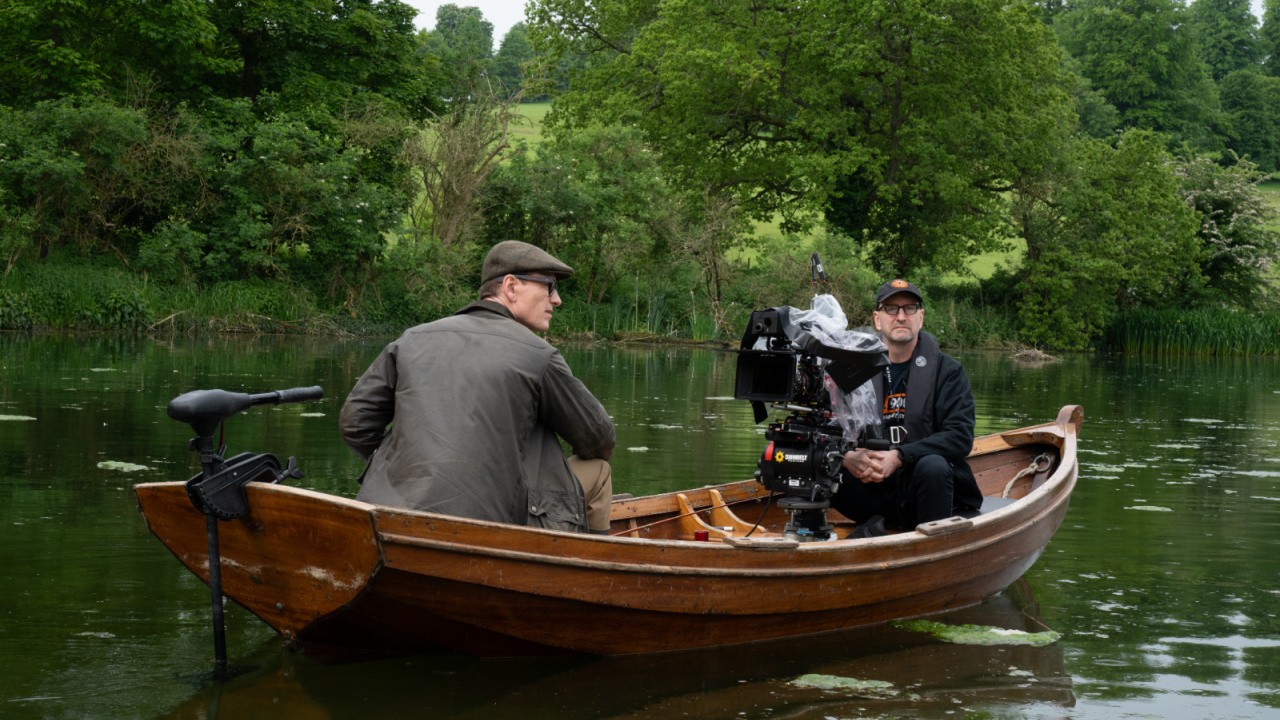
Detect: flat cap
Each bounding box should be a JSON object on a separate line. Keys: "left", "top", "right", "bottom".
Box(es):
{"left": 481, "top": 241, "right": 574, "bottom": 284}
{"left": 875, "top": 278, "right": 923, "bottom": 305}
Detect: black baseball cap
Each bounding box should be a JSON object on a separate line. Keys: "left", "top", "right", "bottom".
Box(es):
{"left": 875, "top": 279, "right": 923, "bottom": 306}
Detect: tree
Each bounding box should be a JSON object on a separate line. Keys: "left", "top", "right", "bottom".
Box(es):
{"left": 1264, "top": 0, "right": 1280, "bottom": 76}
{"left": 1188, "top": 0, "right": 1266, "bottom": 80}
{"left": 482, "top": 125, "right": 683, "bottom": 304}
{"left": 422, "top": 4, "right": 495, "bottom": 98}
{"left": 1174, "top": 153, "right": 1280, "bottom": 305}
{"left": 529, "top": 0, "right": 1074, "bottom": 279}
{"left": 203, "top": 0, "right": 437, "bottom": 120}
{"left": 1218, "top": 69, "right": 1280, "bottom": 170}
{"left": 1063, "top": 53, "right": 1119, "bottom": 138}
{"left": 403, "top": 79, "right": 527, "bottom": 247}
{"left": 1055, "top": 0, "right": 1223, "bottom": 148}
{"left": 491, "top": 23, "right": 535, "bottom": 97}
{"left": 0, "top": 0, "right": 228, "bottom": 106}
{"left": 0, "top": 1, "right": 435, "bottom": 302}
{"left": 1012, "top": 131, "right": 1202, "bottom": 348}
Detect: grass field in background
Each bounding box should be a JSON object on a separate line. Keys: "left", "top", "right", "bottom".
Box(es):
{"left": 1258, "top": 180, "right": 1280, "bottom": 230}
{"left": 509, "top": 101, "right": 551, "bottom": 145}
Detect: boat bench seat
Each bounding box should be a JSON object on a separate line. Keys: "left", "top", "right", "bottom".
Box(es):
{"left": 956, "top": 495, "right": 1019, "bottom": 519}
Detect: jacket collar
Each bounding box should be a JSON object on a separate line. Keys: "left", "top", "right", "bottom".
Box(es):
{"left": 456, "top": 299, "right": 514, "bottom": 320}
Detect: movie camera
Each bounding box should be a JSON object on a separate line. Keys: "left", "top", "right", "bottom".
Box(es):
{"left": 733, "top": 255, "right": 891, "bottom": 541}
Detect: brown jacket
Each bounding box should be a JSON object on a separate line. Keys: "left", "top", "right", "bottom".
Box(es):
{"left": 339, "top": 301, "right": 615, "bottom": 531}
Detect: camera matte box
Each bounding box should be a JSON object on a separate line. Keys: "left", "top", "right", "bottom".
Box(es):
{"left": 734, "top": 351, "right": 797, "bottom": 402}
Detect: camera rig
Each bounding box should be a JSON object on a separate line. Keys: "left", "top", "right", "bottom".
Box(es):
{"left": 733, "top": 255, "right": 891, "bottom": 541}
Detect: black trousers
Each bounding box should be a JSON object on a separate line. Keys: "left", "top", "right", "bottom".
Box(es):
{"left": 831, "top": 454, "right": 956, "bottom": 529}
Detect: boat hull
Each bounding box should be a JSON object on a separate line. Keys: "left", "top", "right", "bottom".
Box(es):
{"left": 134, "top": 406, "right": 1080, "bottom": 657}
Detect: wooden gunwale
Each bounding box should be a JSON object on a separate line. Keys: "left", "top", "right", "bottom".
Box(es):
{"left": 368, "top": 436, "right": 1074, "bottom": 571}
{"left": 374, "top": 476, "right": 1068, "bottom": 577}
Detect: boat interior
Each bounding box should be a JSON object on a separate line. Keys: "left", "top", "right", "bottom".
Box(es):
{"left": 605, "top": 441, "right": 1061, "bottom": 542}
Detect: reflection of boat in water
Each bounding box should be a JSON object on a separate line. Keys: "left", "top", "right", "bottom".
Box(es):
{"left": 134, "top": 406, "right": 1080, "bottom": 658}
{"left": 161, "top": 581, "right": 1073, "bottom": 719}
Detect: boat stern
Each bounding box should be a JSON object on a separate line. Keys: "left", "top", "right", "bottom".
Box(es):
{"left": 133, "top": 482, "right": 382, "bottom": 641}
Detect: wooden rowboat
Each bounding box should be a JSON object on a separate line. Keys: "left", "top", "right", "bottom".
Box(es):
{"left": 133, "top": 405, "right": 1081, "bottom": 658}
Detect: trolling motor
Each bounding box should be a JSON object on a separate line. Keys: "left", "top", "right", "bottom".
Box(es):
{"left": 167, "top": 386, "right": 323, "bottom": 668}
{"left": 733, "top": 254, "right": 890, "bottom": 541}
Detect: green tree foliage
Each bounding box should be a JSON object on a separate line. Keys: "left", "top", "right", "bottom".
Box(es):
{"left": 1055, "top": 0, "right": 1223, "bottom": 148}
{"left": 0, "top": 94, "right": 202, "bottom": 262}
{"left": 491, "top": 23, "right": 535, "bottom": 97}
{"left": 1188, "top": 0, "right": 1267, "bottom": 80}
{"left": 483, "top": 125, "right": 683, "bottom": 303}
{"left": 529, "top": 0, "right": 1074, "bottom": 279}
{"left": 1013, "top": 131, "right": 1201, "bottom": 348}
{"left": 1063, "top": 53, "right": 1119, "bottom": 139}
{"left": 202, "top": 0, "right": 437, "bottom": 119}
{"left": 0, "top": 0, "right": 229, "bottom": 105}
{"left": 1217, "top": 69, "right": 1280, "bottom": 170}
{"left": 0, "top": 0, "right": 436, "bottom": 312}
{"left": 1264, "top": 0, "right": 1280, "bottom": 76}
{"left": 422, "top": 4, "right": 495, "bottom": 98}
{"left": 1174, "top": 154, "right": 1280, "bottom": 305}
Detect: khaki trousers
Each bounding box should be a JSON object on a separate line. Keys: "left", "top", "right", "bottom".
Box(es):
{"left": 567, "top": 455, "right": 613, "bottom": 532}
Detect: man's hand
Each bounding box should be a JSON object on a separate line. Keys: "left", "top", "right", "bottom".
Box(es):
{"left": 842, "top": 449, "right": 903, "bottom": 483}
{"left": 842, "top": 449, "right": 874, "bottom": 479}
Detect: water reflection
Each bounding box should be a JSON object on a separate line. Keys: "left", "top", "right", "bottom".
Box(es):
{"left": 2, "top": 335, "right": 1280, "bottom": 718}
{"left": 160, "top": 583, "right": 1071, "bottom": 720}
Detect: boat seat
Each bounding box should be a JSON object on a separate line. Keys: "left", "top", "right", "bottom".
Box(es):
{"left": 956, "top": 495, "right": 1019, "bottom": 519}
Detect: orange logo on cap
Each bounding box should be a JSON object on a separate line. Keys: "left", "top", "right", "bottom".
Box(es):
{"left": 891, "top": 279, "right": 908, "bottom": 288}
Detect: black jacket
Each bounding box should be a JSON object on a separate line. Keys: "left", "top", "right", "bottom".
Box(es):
{"left": 871, "top": 331, "right": 982, "bottom": 511}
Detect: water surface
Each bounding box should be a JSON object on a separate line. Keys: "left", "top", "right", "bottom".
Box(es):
{"left": 1, "top": 334, "right": 1278, "bottom": 718}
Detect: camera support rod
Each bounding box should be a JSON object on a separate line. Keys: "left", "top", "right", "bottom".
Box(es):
{"left": 810, "top": 252, "right": 828, "bottom": 296}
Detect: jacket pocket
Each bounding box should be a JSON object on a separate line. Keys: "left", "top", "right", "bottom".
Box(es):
{"left": 527, "top": 488, "right": 587, "bottom": 533}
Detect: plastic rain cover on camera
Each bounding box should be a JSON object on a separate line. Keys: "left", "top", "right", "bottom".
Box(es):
{"left": 793, "top": 294, "right": 884, "bottom": 441}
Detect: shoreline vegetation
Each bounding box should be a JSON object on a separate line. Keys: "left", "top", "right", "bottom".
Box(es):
{"left": 5, "top": 251, "right": 1280, "bottom": 357}
{"left": 6, "top": 2, "right": 1280, "bottom": 357}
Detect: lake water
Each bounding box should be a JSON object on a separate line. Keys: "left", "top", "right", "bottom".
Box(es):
{"left": 1, "top": 333, "right": 1279, "bottom": 719}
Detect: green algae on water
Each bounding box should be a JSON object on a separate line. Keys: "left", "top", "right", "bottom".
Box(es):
{"left": 788, "top": 674, "right": 897, "bottom": 696}
{"left": 97, "top": 461, "right": 150, "bottom": 473}
{"left": 892, "top": 619, "right": 1061, "bottom": 646}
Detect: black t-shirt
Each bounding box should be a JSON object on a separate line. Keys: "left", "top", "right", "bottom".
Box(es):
{"left": 882, "top": 360, "right": 910, "bottom": 429}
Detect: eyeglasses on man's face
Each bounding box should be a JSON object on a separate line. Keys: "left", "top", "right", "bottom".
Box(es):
{"left": 877, "top": 303, "right": 921, "bottom": 316}
{"left": 511, "top": 274, "right": 558, "bottom": 296}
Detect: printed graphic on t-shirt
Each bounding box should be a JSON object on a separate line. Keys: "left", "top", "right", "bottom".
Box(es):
{"left": 883, "top": 392, "right": 906, "bottom": 425}
{"left": 883, "top": 360, "right": 909, "bottom": 428}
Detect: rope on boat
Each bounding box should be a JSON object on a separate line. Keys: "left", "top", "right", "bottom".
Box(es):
{"left": 610, "top": 492, "right": 783, "bottom": 537}
{"left": 1002, "top": 453, "right": 1053, "bottom": 498}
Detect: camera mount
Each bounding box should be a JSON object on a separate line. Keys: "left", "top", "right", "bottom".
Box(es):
{"left": 733, "top": 255, "right": 889, "bottom": 541}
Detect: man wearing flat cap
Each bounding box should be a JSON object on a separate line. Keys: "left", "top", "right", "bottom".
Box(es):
{"left": 834, "top": 279, "right": 982, "bottom": 534}
{"left": 339, "top": 241, "right": 616, "bottom": 534}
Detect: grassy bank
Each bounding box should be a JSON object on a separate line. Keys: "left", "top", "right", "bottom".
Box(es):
{"left": 10, "top": 246, "right": 1280, "bottom": 358}
{"left": 0, "top": 247, "right": 1023, "bottom": 348}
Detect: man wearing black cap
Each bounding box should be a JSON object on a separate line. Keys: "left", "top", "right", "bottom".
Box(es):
{"left": 834, "top": 279, "right": 982, "bottom": 533}
{"left": 339, "top": 241, "right": 616, "bottom": 534}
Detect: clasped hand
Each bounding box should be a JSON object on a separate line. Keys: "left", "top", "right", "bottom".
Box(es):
{"left": 841, "top": 448, "right": 902, "bottom": 483}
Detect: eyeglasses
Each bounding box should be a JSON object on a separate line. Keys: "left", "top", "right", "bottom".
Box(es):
{"left": 878, "top": 303, "right": 921, "bottom": 316}
{"left": 511, "top": 274, "right": 558, "bottom": 296}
